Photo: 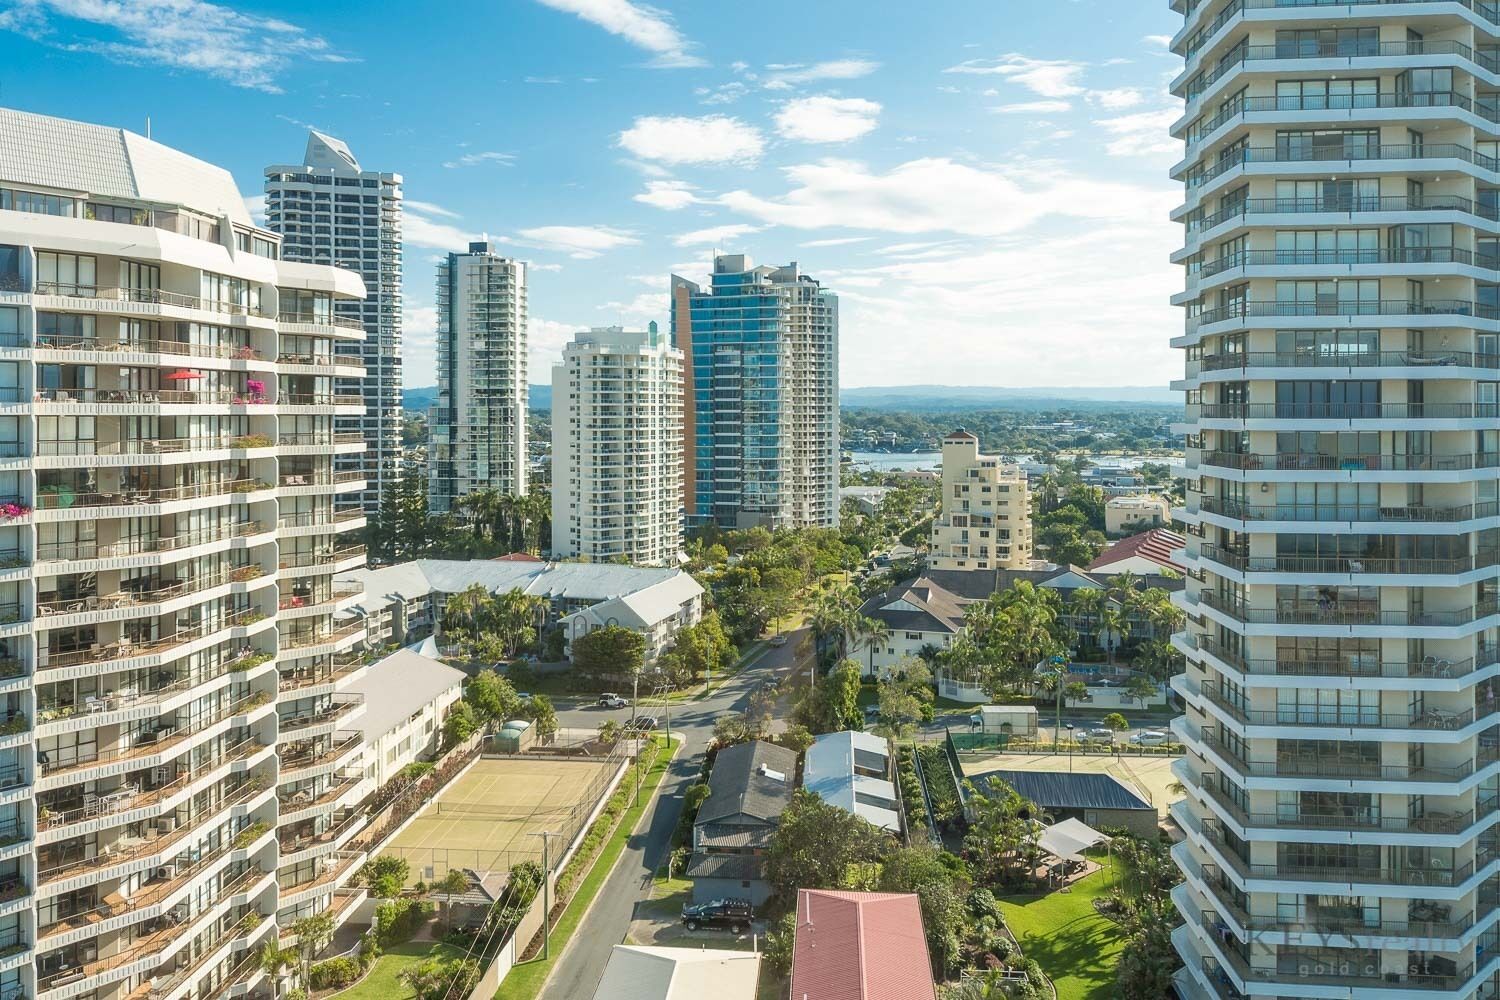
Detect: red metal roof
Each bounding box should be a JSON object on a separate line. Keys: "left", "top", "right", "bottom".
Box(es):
{"left": 1087, "top": 527, "right": 1186, "bottom": 573}
{"left": 788, "top": 889, "right": 936, "bottom": 1000}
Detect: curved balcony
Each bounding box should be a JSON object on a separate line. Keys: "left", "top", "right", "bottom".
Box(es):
{"left": 1185, "top": 144, "right": 1500, "bottom": 203}
{"left": 1190, "top": 588, "right": 1500, "bottom": 631}
{"left": 1196, "top": 543, "right": 1500, "bottom": 579}
{"left": 34, "top": 479, "right": 271, "bottom": 514}
{"left": 36, "top": 522, "right": 271, "bottom": 568}
{"left": 1180, "top": 36, "right": 1500, "bottom": 113}
{"left": 1186, "top": 194, "right": 1499, "bottom": 243}
{"left": 1195, "top": 449, "right": 1499, "bottom": 475}
{"left": 30, "top": 283, "right": 274, "bottom": 321}
{"left": 1188, "top": 298, "right": 1499, "bottom": 334}
{"left": 1194, "top": 247, "right": 1493, "bottom": 284}
{"left": 36, "top": 608, "right": 268, "bottom": 674}
{"left": 36, "top": 692, "right": 273, "bottom": 785}
{"left": 1195, "top": 676, "right": 1494, "bottom": 734}
{"left": 276, "top": 621, "right": 364, "bottom": 653}
{"left": 1196, "top": 495, "right": 1499, "bottom": 528}
{"left": 1183, "top": 349, "right": 1500, "bottom": 382}
{"left": 28, "top": 334, "right": 269, "bottom": 367}
{"left": 1194, "top": 723, "right": 1500, "bottom": 788}
{"left": 1192, "top": 402, "right": 1499, "bottom": 433}
{"left": 1185, "top": 631, "right": 1500, "bottom": 681}
{"left": 1183, "top": 90, "right": 1491, "bottom": 152}
{"left": 34, "top": 565, "right": 268, "bottom": 623}
{"left": 1194, "top": 771, "right": 1494, "bottom": 840}
{"left": 278, "top": 732, "right": 362, "bottom": 781}
{"left": 276, "top": 695, "right": 365, "bottom": 737}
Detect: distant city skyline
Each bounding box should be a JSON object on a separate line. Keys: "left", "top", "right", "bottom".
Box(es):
{"left": 0, "top": 0, "right": 1182, "bottom": 389}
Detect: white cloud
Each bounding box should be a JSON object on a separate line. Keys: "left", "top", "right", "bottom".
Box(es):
{"left": 634, "top": 180, "right": 700, "bottom": 210}
{"left": 945, "top": 54, "right": 1086, "bottom": 98}
{"left": 989, "top": 100, "right": 1072, "bottom": 114}
{"left": 0, "top": 0, "right": 353, "bottom": 92}
{"left": 718, "top": 157, "right": 1176, "bottom": 236}
{"left": 597, "top": 293, "right": 666, "bottom": 323}
{"left": 696, "top": 81, "right": 748, "bottom": 105}
{"left": 673, "top": 223, "right": 763, "bottom": 247}
{"left": 530, "top": 317, "right": 588, "bottom": 373}
{"left": 404, "top": 207, "right": 477, "bottom": 250}
{"left": 404, "top": 200, "right": 462, "bottom": 219}
{"left": 514, "top": 225, "right": 639, "bottom": 259}
{"left": 443, "top": 151, "right": 515, "bottom": 168}
{"left": 617, "top": 115, "right": 765, "bottom": 166}
{"left": 1094, "top": 108, "right": 1182, "bottom": 157}
{"left": 524, "top": 75, "right": 563, "bottom": 84}
{"left": 763, "top": 58, "right": 880, "bottom": 90}
{"left": 1090, "top": 88, "right": 1144, "bottom": 109}
{"left": 530, "top": 0, "right": 703, "bottom": 67}
{"left": 402, "top": 300, "right": 439, "bottom": 385}
{"left": 243, "top": 194, "right": 266, "bottom": 226}
{"left": 774, "top": 96, "right": 882, "bottom": 143}
{"left": 801, "top": 236, "right": 873, "bottom": 247}
{"left": 1142, "top": 34, "right": 1174, "bottom": 48}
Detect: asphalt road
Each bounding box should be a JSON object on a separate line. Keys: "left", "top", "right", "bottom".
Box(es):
{"left": 533, "top": 629, "right": 811, "bottom": 1000}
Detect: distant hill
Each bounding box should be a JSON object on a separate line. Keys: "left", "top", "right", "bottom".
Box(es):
{"left": 840, "top": 385, "right": 1178, "bottom": 410}
{"left": 403, "top": 385, "right": 553, "bottom": 412}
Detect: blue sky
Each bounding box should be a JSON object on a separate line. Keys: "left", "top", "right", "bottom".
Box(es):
{"left": 0, "top": 0, "right": 1184, "bottom": 390}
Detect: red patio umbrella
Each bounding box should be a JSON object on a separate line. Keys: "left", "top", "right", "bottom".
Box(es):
{"left": 163, "top": 370, "right": 205, "bottom": 381}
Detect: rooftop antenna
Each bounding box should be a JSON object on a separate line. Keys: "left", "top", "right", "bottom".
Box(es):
{"left": 145, "top": 116, "right": 151, "bottom": 140}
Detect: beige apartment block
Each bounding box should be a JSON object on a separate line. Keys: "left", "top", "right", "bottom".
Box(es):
{"left": 1105, "top": 494, "right": 1172, "bottom": 536}
{"left": 0, "top": 107, "right": 372, "bottom": 1000}
{"left": 928, "top": 430, "right": 1032, "bottom": 571}
{"left": 1165, "top": 3, "right": 1500, "bottom": 997}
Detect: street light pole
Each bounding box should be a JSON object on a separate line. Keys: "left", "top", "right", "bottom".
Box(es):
{"left": 1065, "top": 723, "right": 1075, "bottom": 773}
{"left": 526, "top": 831, "right": 560, "bottom": 959}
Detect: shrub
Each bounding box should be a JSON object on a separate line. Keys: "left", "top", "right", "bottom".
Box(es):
{"left": 968, "top": 888, "right": 1001, "bottom": 922}
{"left": 375, "top": 898, "right": 432, "bottom": 946}
{"left": 308, "top": 956, "right": 360, "bottom": 990}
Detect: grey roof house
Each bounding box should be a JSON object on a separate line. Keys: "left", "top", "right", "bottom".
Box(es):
{"left": 686, "top": 740, "right": 798, "bottom": 905}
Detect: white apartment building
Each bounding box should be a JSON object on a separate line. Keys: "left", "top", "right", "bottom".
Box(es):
{"left": 671, "top": 255, "right": 839, "bottom": 530}
{"left": 928, "top": 430, "right": 1032, "bottom": 572}
{"left": 264, "top": 131, "right": 403, "bottom": 515}
{"left": 1167, "top": 5, "right": 1500, "bottom": 998}
{"left": 551, "top": 324, "right": 683, "bottom": 566}
{"left": 429, "top": 242, "right": 526, "bottom": 514}
{"left": 1104, "top": 494, "right": 1172, "bottom": 536}
{"left": 0, "top": 107, "right": 373, "bottom": 1000}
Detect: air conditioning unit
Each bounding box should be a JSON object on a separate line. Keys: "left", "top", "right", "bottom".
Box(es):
{"left": 157, "top": 864, "right": 177, "bottom": 880}
{"left": 157, "top": 816, "right": 177, "bottom": 832}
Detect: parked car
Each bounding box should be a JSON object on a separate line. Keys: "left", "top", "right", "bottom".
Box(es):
{"left": 768, "top": 634, "right": 788, "bottom": 647}
{"left": 1129, "top": 730, "right": 1169, "bottom": 746}
{"left": 1077, "top": 728, "right": 1116, "bottom": 745}
{"left": 597, "top": 693, "right": 628, "bottom": 708}
{"left": 625, "top": 716, "right": 659, "bottom": 732}
{"left": 515, "top": 692, "right": 534, "bottom": 704}
{"left": 681, "top": 898, "right": 753, "bottom": 933}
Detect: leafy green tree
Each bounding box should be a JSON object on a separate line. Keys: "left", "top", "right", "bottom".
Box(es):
{"left": 878, "top": 847, "right": 969, "bottom": 976}
{"left": 777, "top": 722, "right": 815, "bottom": 754}
{"left": 765, "top": 790, "right": 889, "bottom": 899}
{"left": 828, "top": 659, "right": 864, "bottom": 732}
{"left": 570, "top": 624, "right": 646, "bottom": 682}
{"left": 760, "top": 566, "right": 804, "bottom": 635}
{"left": 442, "top": 701, "right": 478, "bottom": 749}
{"left": 1125, "top": 674, "right": 1159, "bottom": 707}
{"left": 1101, "top": 712, "right": 1130, "bottom": 731}
{"left": 764, "top": 911, "right": 797, "bottom": 976}
{"left": 431, "top": 868, "right": 470, "bottom": 930}
{"left": 962, "top": 778, "right": 1039, "bottom": 887}
{"left": 524, "top": 694, "right": 558, "bottom": 739}
{"left": 359, "top": 855, "right": 410, "bottom": 898}
{"left": 466, "top": 668, "right": 522, "bottom": 727}
{"left": 398, "top": 956, "right": 481, "bottom": 1000}
{"left": 877, "top": 657, "right": 934, "bottom": 738}
{"left": 290, "top": 913, "right": 334, "bottom": 988}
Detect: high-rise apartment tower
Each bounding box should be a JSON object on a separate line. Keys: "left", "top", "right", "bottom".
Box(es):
{"left": 551, "top": 324, "right": 684, "bottom": 566}
{"left": 264, "top": 132, "right": 402, "bottom": 514}
{"left": 429, "top": 242, "right": 527, "bottom": 514}
{"left": 1167, "top": 5, "right": 1500, "bottom": 997}
{"left": 0, "top": 107, "right": 373, "bottom": 1000}
{"left": 670, "top": 254, "right": 839, "bottom": 530}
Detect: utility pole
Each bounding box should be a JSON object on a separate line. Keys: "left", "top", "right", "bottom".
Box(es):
{"left": 527, "top": 831, "right": 560, "bottom": 959}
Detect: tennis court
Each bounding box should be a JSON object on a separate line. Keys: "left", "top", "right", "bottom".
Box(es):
{"left": 381, "top": 755, "right": 618, "bottom": 881}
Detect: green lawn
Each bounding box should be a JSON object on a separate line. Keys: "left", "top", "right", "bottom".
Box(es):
{"left": 495, "top": 737, "right": 681, "bottom": 999}
{"left": 331, "top": 941, "right": 464, "bottom": 1000}
{"left": 998, "top": 857, "right": 1126, "bottom": 1000}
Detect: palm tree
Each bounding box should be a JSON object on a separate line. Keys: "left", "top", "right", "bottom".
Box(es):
{"left": 1100, "top": 604, "right": 1130, "bottom": 665}
{"left": 1068, "top": 586, "right": 1105, "bottom": 653}
{"left": 857, "top": 616, "right": 891, "bottom": 681}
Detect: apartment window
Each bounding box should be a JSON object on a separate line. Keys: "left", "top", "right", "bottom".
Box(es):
{"left": 0, "top": 308, "right": 17, "bottom": 347}
{"left": 1275, "top": 78, "right": 1377, "bottom": 110}
{"left": 1276, "top": 128, "right": 1379, "bottom": 161}
{"left": 1274, "top": 27, "right": 1377, "bottom": 58}
{"left": 0, "top": 188, "right": 76, "bottom": 216}
{"left": 35, "top": 251, "right": 96, "bottom": 296}
{"left": 85, "top": 202, "right": 149, "bottom": 226}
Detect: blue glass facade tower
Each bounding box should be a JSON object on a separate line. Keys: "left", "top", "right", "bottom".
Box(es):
{"left": 671, "top": 254, "right": 839, "bottom": 531}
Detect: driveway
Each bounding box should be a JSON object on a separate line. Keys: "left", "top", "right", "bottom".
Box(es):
{"left": 534, "top": 628, "right": 811, "bottom": 1000}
